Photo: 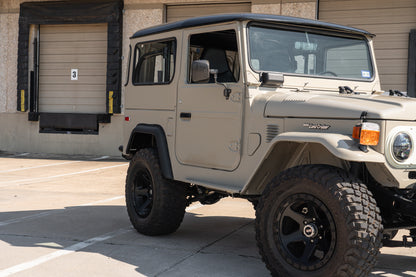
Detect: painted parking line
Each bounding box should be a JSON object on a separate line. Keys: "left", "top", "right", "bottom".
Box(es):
{"left": 0, "top": 197, "right": 202, "bottom": 228}
{"left": 0, "top": 211, "right": 58, "bottom": 228}
{"left": 0, "top": 161, "right": 82, "bottom": 174}
{"left": 0, "top": 196, "right": 125, "bottom": 227}
{"left": 372, "top": 271, "right": 416, "bottom": 277}
{"left": 0, "top": 156, "right": 113, "bottom": 173}
{"left": 0, "top": 163, "right": 129, "bottom": 188}
{"left": 0, "top": 203, "right": 205, "bottom": 276}
{"left": 91, "top": 156, "right": 110, "bottom": 160}
{"left": 15, "top": 153, "right": 30, "bottom": 157}
{"left": 0, "top": 228, "right": 131, "bottom": 277}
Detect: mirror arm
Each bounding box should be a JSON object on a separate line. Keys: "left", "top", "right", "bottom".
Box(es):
{"left": 210, "top": 69, "right": 232, "bottom": 100}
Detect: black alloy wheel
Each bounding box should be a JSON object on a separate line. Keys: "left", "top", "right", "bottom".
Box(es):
{"left": 132, "top": 167, "right": 153, "bottom": 218}
{"left": 275, "top": 194, "right": 336, "bottom": 270}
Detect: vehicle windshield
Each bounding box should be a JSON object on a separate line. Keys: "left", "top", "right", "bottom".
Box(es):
{"left": 248, "top": 25, "right": 373, "bottom": 80}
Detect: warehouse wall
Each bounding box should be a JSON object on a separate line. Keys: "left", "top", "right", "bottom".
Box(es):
{"left": 0, "top": 0, "right": 315, "bottom": 156}
{"left": 0, "top": 2, "right": 19, "bottom": 114}
{"left": 319, "top": 0, "right": 416, "bottom": 94}
{"left": 0, "top": 0, "right": 124, "bottom": 156}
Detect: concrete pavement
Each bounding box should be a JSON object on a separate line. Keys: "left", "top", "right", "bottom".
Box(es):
{"left": 0, "top": 152, "right": 415, "bottom": 276}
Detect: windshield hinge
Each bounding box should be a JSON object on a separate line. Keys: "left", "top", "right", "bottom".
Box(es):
{"left": 389, "top": 89, "right": 407, "bottom": 97}
{"left": 339, "top": 86, "right": 359, "bottom": 94}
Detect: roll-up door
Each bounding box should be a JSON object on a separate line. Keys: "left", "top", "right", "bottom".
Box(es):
{"left": 39, "top": 23, "right": 108, "bottom": 114}
{"left": 166, "top": 2, "right": 251, "bottom": 23}
{"left": 319, "top": 0, "right": 416, "bottom": 93}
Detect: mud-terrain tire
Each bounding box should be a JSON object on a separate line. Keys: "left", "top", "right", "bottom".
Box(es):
{"left": 255, "top": 165, "right": 383, "bottom": 277}
{"left": 125, "top": 148, "right": 186, "bottom": 236}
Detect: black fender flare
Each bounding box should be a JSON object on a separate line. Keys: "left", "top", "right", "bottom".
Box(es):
{"left": 126, "top": 124, "right": 173, "bottom": 180}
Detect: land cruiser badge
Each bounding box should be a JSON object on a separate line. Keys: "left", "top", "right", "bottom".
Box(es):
{"left": 303, "top": 123, "right": 331, "bottom": 130}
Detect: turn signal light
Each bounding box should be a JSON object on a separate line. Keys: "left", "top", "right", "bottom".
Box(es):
{"left": 352, "top": 125, "right": 361, "bottom": 140}
{"left": 353, "top": 122, "right": 380, "bottom": 146}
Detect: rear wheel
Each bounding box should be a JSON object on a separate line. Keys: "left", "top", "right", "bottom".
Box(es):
{"left": 125, "top": 148, "right": 186, "bottom": 236}
{"left": 256, "top": 165, "right": 383, "bottom": 277}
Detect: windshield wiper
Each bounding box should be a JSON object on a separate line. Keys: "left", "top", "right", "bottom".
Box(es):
{"left": 339, "top": 86, "right": 359, "bottom": 95}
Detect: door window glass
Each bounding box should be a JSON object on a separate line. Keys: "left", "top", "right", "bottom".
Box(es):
{"left": 188, "top": 30, "right": 239, "bottom": 83}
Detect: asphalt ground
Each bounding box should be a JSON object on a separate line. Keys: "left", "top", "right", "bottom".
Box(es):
{"left": 0, "top": 152, "right": 415, "bottom": 277}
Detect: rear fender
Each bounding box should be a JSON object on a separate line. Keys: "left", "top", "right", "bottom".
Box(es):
{"left": 126, "top": 124, "right": 173, "bottom": 179}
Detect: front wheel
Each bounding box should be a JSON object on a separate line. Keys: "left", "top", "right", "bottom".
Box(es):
{"left": 125, "top": 148, "right": 186, "bottom": 236}
{"left": 256, "top": 165, "right": 383, "bottom": 277}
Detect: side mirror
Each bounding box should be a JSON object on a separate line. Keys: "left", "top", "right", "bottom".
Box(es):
{"left": 191, "top": 60, "right": 210, "bottom": 83}
{"left": 260, "top": 72, "right": 284, "bottom": 87}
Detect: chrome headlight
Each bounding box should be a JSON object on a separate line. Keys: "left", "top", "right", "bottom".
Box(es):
{"left": 392, "top": 132, "right": 412, "bottom": 162}
{"left": 386, "top": 127, "right": 416, "bottom": 168}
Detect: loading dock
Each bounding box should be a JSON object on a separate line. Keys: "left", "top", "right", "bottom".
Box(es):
{"left": 17, "top": 1, "right": 122, "bottom": 134}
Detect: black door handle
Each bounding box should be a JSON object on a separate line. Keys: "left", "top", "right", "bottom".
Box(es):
{"left": 180, "top": 112, "right": 192, "bottom": 119}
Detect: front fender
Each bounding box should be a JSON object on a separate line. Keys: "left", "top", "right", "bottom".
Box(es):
{"left": 272, "top": 132, "right": 385, "bottom": 163}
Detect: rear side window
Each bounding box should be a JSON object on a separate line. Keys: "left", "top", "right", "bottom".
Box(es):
{"left": 132, "top": 39, "right": 176, "bottom": 85}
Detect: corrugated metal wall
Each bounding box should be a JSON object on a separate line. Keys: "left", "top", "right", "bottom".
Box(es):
{"left": 319, "top": 0, "right": 416, "bottom": 92}
{"left": 39, "top": 24, "right": 108, "bottom": 113}
{"left": 166, "top": 2, "right": 251, "bottom": 22}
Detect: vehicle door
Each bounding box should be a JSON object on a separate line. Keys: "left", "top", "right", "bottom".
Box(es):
{"left": 175, "top": 25, "right": 244, "bottom": 171}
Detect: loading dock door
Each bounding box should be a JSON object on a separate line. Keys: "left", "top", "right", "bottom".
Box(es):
{"left": 39, "top": 23, "right": 108, "bottom": 113}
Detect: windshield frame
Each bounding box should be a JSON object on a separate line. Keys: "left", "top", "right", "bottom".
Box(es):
{"left": 246, "top": 22, "right": 375, "bottom": 82}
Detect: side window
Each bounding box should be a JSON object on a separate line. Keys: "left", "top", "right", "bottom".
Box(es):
{"left": 189, "top": 29, "right": 240, "bottom": 83}
{"left": 132, "top": 39, "right": 176, "bottom": 85}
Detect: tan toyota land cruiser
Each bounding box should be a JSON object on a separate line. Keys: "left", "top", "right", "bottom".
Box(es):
{"left": 121, "top": 13, "right": 416, "bottom": 276}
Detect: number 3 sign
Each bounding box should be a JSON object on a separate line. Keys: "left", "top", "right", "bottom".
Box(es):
{"left": 71, "top": 69, "right": 78, "bottom": 80}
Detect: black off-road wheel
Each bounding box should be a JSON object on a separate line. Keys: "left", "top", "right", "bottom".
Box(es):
{"left": 256, "top": 165, "right": 383, "bottom": 277}
{"left": 125, "top": 148, "right": 187, "bottom": 236}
